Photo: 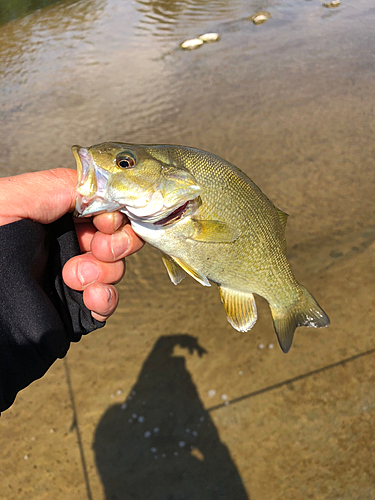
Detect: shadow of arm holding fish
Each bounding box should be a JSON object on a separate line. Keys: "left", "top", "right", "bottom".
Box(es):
{"left": 73, "top": 142, "right": 330, "bottom": 353}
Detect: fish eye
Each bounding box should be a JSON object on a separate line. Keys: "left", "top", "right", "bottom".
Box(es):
{"left": 116, "top": 154, "right": 136, "bottom": 169}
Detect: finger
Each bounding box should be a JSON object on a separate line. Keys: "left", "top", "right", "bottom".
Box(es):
{"left": 0, "top": 169, "right": 77, "bottom": 226}
{"left": 93, "top": 212, "right": 126, "bottom": 234}
{"left": 62, "top": 253, "right": 125, "bottom": 291}
{"left": 83, "top": 283, "right": 119, "bottom": 321}
{"left": 75, "top": 220, "right": 96, "bottom": 253}
{"left": 91, "top": 223, "right": 144, "bottom": 262}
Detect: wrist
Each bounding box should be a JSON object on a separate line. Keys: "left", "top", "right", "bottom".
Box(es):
{"left": 0, "top": 216, "right": 22, "bottom": 227}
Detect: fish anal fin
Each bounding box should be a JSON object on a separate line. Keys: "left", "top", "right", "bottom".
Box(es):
{"left": 219, "top": 287, "right": 258, "bottom": 332}
{"left": 171, "top": 256, "right": 211, "bottom": 287}
{"left": 270, "top": 285, "right": 330, "bottom": 353}
{"left": 189, "top": 219, "right": 240, "bottom": 243}
{"left": 161, "top": 253, "right": 186, "bottom": 285}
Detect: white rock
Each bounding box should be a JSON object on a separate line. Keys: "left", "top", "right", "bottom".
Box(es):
{"left": 180, "top": 38, "right": 204, "bottom": 50}
{"left": 198, "top": 33, "right": 220, "bottom": 43}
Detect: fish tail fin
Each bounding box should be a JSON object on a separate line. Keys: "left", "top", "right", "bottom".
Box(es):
{"left": 269, "top": 285, "right": 330, "bottom": 354}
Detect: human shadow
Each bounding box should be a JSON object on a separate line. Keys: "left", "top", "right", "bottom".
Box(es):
{"left": 93, "top": 334, "right": 249, "bottom": 500}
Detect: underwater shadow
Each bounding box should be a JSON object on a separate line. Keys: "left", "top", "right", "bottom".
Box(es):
{"left": 93, "top": 334, "right": 249, "bottom": 500}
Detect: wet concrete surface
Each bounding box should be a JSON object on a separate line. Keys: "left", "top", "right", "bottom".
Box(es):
{"left": 1, "top": 0, "right": 375, "bottom": 498}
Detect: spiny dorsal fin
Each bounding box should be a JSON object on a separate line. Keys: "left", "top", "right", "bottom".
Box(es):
{"left": 171, "top": 256, "right": 211, "bottom": 287}
{"left": 275, "top": 207, "right": 289, "bottom": 231}
{"left": 161, "top": 253, "right": 186, "bottom": 285}
{"left": 219, "top": 286, "right": 258, "bottom": 332}
{"left": 189, "top": 219, "right": 240, "bottom": 243}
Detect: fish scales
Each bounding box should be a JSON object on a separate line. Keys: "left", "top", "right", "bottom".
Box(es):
{"left": 73, "top": 142, "right": 330, "bottom": 352}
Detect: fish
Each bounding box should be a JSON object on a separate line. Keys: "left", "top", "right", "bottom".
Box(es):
{"left": 72, "top": 143, "right": 330, "bottom": 353}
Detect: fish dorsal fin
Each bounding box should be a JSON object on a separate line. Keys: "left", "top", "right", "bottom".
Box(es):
{"left": 171, "top": 256, "right": 211, "bottom": 287}
{"left": 275, "top": 207, "right": 289, "bottom": 231}
{"left": 161, "top": 253, "right": 186, "bottom": 285}
{"left": 189, "top": 219, "right": 240, "bottom": 243}
{"left": 219, "top": 286, "right": 258, "bottom": 332}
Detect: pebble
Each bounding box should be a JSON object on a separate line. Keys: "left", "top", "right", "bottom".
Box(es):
{"left": 268, "top": 343, "right": 275, "bottom": 350}
{"left": 249, "top": 11, "right": 271, "bottom": 25}
{"left": 192, "top": 431, "right": 198, "bottom": 437}
{"left": 198, "top": 32, "right": 220, "bottom": 43}
{"left": 221, "top": 394, "right": 228, "bottom": 401}
{"left": 138, "top": 416, "right": 145, "bottom": 423}
{"left": 323, "top": 0, "right": 340, "bottom": 6}
{"left": 199, "top": 416, "right": 205, "bottom": 422}
{"left": 258, "top": 343, "right": 265, "bottom": 350}
{"left": 120, "top": 403, "right": 127, "bottom": 410}
{"left": 131, "top": 390, "right": 136, "bottom": 396}
{"left": 238, "top": 370, "right": 244, "bottom": 375}
{"left": 174, "top": 451, "right": 179, "bottom": 456}
{"left": 144, "top": 431, "right": 151, "bottom": 438}
{"left": 24, "top": 455, "right": 29, "bottom": 460}
{"left": 153, "top": 427, "right": 160, "bottom": 433}
{"left": 151, "top": 447, "right": 157, "bottom": 453}
{"left": 132, "top": 413, "right": 137, "bottom": 419}
{"left": 162, "top": 453, "right": 167, "bottom": 458}
{"left": 49, "top": 429, "right": 55, "bottom": 434}
{"left": 208, "top": 389, "right": 216, "bottom": 398}
{"left": 178, "top": 441, "right": 186, "bottom": 448}
{"left": 180, "top": 38, "right": 204, "bottom": 50}
{"left": 116, "top": 389, "right": 122, "bottom": 395}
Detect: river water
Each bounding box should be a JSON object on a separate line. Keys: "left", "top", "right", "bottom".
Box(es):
{"left": 1, "top": 1, "right": 375, "bottom": 498}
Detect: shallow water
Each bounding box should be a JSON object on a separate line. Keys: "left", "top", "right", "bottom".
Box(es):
{"left": 1, "top": 0, "right": 375, "bottom": 498}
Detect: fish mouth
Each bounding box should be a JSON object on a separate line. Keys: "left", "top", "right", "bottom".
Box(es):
{"left": 72, "top": 145, "right": 123, "bottom": 217}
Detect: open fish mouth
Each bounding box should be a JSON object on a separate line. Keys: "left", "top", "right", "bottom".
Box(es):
{"left": 72, "top": 145, "right": 124, "bottom": 217}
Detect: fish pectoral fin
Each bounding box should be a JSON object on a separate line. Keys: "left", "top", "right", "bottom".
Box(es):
{"left": 189, "top": 219, "right": 240, "bottom": 243}
{"left": 161, "top": 253, "right": 187, "bottom": 285}
{"left": 171, "top": 256, "right": 211, "bottom": 287}
{"left": 219, "top": 287, "right": 257, "bottom": 332}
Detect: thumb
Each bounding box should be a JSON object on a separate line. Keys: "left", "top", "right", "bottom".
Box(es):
{"left": 0, "top": 168, "right": 77, "bottom": 226}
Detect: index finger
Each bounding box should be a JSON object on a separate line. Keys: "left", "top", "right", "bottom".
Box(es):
{"left": 93, "top": 212, "right": 127, "bottom": 234}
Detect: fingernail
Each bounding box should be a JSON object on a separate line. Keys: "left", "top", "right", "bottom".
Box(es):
{"left": 101, "top": 284, "right": 113, "bottom": 303}
{"left": 110, "top": 231, "right": 130, "bottom": 260}
{"left": 78, "top": 261, "right": 100, "bottom": 285}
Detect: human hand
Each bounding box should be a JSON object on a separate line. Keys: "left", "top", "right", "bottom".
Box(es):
{"left": 0, "top": 168, "right": 144, "bottom": 321}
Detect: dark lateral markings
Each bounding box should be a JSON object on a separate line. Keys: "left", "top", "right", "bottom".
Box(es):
{"left": 207, "top": 348, "right": 375, "bottom": 413}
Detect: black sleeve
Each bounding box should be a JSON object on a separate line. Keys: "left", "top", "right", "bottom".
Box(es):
{"left": 0, "top": 214, "right": 105, "bottom": 412}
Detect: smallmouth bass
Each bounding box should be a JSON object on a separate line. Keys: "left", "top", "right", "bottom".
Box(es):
{"left": 72, "top": 143, "right": 329, "bottom": 352}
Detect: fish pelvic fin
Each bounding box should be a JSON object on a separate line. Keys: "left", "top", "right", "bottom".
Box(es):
{"left": 161, "top": 253, "right": 186, "bottom": 285}
{"left": 219, "top": 287, "right": 258, "bottom": 332}
{"left": 171, "top": 256, "right": 211, "bottom": 287}
{"left": 270, "top": 285, "right": 330, "bottom": 354}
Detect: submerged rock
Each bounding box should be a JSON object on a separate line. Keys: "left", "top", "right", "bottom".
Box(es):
{"left": 249, "top": 11, "right": 271, "bottom": 25}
